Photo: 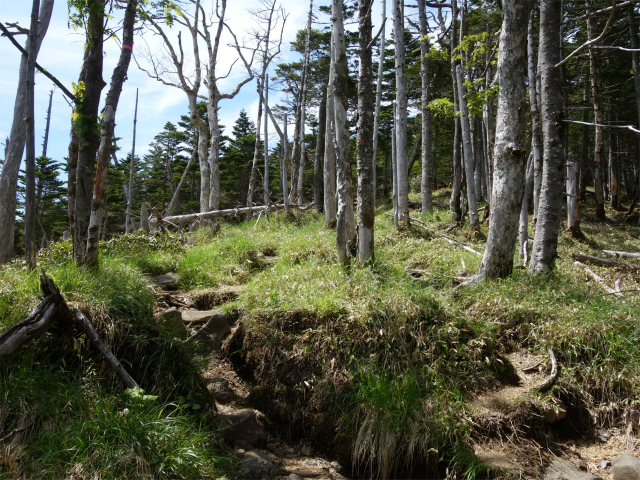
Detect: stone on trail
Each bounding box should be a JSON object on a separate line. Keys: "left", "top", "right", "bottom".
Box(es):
{"left": 544, "top": 459, "right": 585, "bottom": 480}
{"left": 153, "top": 307, "right": 187, "bottom": 337}
{"left": 238, "top": 449, "right": 278, "bottom": 479}
{"left": 218, "top": 405, "right": 269, "bottom": 447}
{"left": 192, "top": 310, "right": 231, "bottom": 350}
{"left": 152, "top": 272, "right": 178, "bottom": 289}
{"left": 612, "top": 454, "right": 640, "bottom": 480}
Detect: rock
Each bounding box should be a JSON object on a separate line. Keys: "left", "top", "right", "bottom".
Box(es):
{"left": 574, "top": 459, "right": 588, "bottom": 471}
{"left": 182, "top": 309, "right": 216, "bottom": 324}
{"left": 597, "top": 429, "right": 611, "bottom": 442}
{"left": 207, "top": 379, "right": 237, "bottom": 404}
{"left": 153, "top": 307, "right": 187, "bottom": 337}
{"left": 301, "top": 445, "right": 311, "bottom": 456}
{"left": 542, "top": 401, "right": 567, "bottom": 425}
{"left": 252, "top": 449, "right": 276, "bottom": 463}
{"left": 331, "top": 461, "right": 342, "bottom": 471}
{"left": 302, "top": 458, "right": 317, "bottom": 466}
{"left": 152, "top": 272, "right": 178, "bottom": 289}
{"left": 580, "top": 477, "right": 604, "bottom": 480}
{"left": 234, "top": 439, "right": 254, "bottom": 451}
{"left": 239, "top": 449, "right": 277, "bottom": 479}
{"left": 218, "top": 406, "right": 268, "bottom": 447}
{"left": 600, "top": 460, "right": 612, "bottom": 469}
{"left": 612, "top": 454, "right": 640, "bottom": 480}
{"left": 195, "top": 311, "right": 231, "bottom": 350}
{"left": 545, "top": 459, "right": 584, "bottom": 480}
{"left": 288, "top": 475, "right": 303, "bottom": 480}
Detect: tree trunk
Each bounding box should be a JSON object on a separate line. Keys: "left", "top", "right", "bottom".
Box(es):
{"left": 579, "top": 75, "right": 590, "bottom": 201}
{"left": 166, "top": 137, "right": 197, "bottom": 217}
{"left": 519, "top": 151, "right": 533, "bottom": 264}
{"left": 247, "top": 77, "right": 264, "bottom": 208}
{"left": 74, "top": 0, "right": 107, "bottom": 265}
{"left": 417, "top": 0, "right": 432, "bottom": 213}
{"left": 629, "top": 5, "right": 640, "bottom": 225}
{"left": 24, "top": 0, "right": 40, "bottom": 270}
{"left": 475, "top": 0, "right": 532, "bottom": 280}
{"left": 528, "top": 11, "right": 543, "bottom": 225}
{"left": 0, "top": 0, "right": 53, "bottom": 264}
{"left": 264, "top": 75, "right": 270, "bottom": 207}
{"left": 392, "top": 106, "right": 398, "bottom": 225}
{"left": 609, "top": 107, "right": 619, "bottom": 210}
{"left": 314, "top": 87, "right": 327, "bottom": 212}
{"left": 324, "top": 30, "right": 337, "bottom": 228}
{"left": 450, "top": 117, "right": 462, "bottom": 221}
{"left": 283, "top": 113, "right": 290, "bottom": 215}
{"left": 332, "top": 0, "right": 355, "bottom": 266}
{"left": 357, "top": 0, "right": 374, "bottom": 264}
{"left": 566, "top": 160, "right": 583, "bottom": 238}
{"left": 125, "top": 89, "right": 139, "bottom": 233}
{"left": 586, "top": 0, "right": 606, "bottom": 221}
{"left": 85, "top": 0, "right": 137, "bottom": 267}
{"left": 372, "top": 0, "right": 386, "bottom": 209}
{"left": 455, "top": 63, "right": 479, "bottom": 226}
{"left": 393, "top": 0, "right": 409, "bottom": 225}
{"left": 529, "top": 0, "right": 566, "bottom": 275}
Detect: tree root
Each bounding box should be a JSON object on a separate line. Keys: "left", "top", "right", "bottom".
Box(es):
{"left": 532, "top": 348, "right": 559, "bottom": 393}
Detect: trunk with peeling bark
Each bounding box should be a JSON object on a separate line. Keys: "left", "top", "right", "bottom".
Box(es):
{"left": 393, "top": 0, "right": 409, "bottom": 225}
{"left": 475, "top": 0, "right": 532, "bottom": 280}
{"left": 324, "top": 43, "right": 337, "bottom": 228}
{"left": 519, "top": 152, "right": 533, "bottom": 264}
{"left": 84, "top": 0, "right": 137, "bottom": 267}
{"left": 529, "top": 0, "right": 566, "bottom": 275}
{"left": 357, "top": 0, "right": 374, "bottom": 264}
{"left": 418, "top": 0, "right": 432, "bottom": 213}
{"left": 372, "top": 0, "right": 386, "bottom": 206}
{"left": 332, "top": 0, "right": 355, "bottom": 266}
{"left": 125, "top": 89, "right": 139, "bottom": 233}
{"left": 0, "top": 0, "right": 53, "bottom": 264}
{"left": 74, "top": 0, "right": 107, "bottom": 265}
{"left": 586, "top": 0, "right": 606, "bottom": 221}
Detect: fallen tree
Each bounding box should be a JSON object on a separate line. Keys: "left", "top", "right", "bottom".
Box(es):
{"left": 572, "top": 253, "right": 640, "bottom": 272}
{"left": 0, "top": 270, "right": 138, "bottom": 389}
{"left": 160, "top": 202, "right": 314, "bottom": 225}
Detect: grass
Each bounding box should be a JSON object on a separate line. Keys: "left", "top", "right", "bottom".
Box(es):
{"left": 1, "top": 190, "right": 639, "bottom": 478}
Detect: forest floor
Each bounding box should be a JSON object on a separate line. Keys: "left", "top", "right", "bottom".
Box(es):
{"left": 1, "top": 189, "right": 640, "bottom": 479}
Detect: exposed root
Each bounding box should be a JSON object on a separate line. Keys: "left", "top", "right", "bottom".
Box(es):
{"left": 532, "top": 348, "right": 559, "bottom": 394}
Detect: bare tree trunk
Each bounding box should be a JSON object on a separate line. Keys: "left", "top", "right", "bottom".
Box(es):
{"left": 455, "top": 63, "right": 479, "bottom": 226}
{"left": 264, "top": 75, "right": 270, "bottom": 207}
{"left": 85, "top": 0, "right": 137, "bottom": 267}
{"left": 357, "top": 0, "right": 374, "bottom": 264}
{"left": 166, "top": 136, "right": 197, "bottom": 217}
{"left": 579, "top": 75, "right": 590, "bottom": 201}
{"left": 324, "top": 35, "right": 337, "bottom": 228}
{"left": 297, "top": 1, "right": 313, "bottom": 202}
{"left": 450, "top": 117, "right": 462, "bottom": 221}
{"left": 528, "top": 11, "right": 542, "bottom": 224}
{"left": 42, "top": 89, "right": 53, "bottom": 157}
{"left": 0, "top": 0, "right": 53, "bottom": 264}
{"left": 417, "top": 0, "right": 432, "bottom": 213}
{"left": 125, "top": 89, "right": 138, "bottom": 233}
{"left": 332, "top": 0, "right": 355, "bottom": 265}
{"left": 609, "top": 105, "right": 619, "bottom": 210}
{"left": 392, "top": 104, "right": 398, "bottom": 225}
{"left": 24, "top": 0, "right": 40, "bottom": 270}
{"left": 247, "top": 77, "right": 264, "bottom": 208}
{"left": 314, "top": 87, "right": 327, "bottom": 212}
{"left": 372, "top": 0, "right": 386, "bottom": 208}
{"left": 586, "top": 0, "right": 606, "bottom": 221}
{"left": 474, "top": 0, "right": 532, "bottom": 280}
{"left": 393, "top": 0, "right": 409, "bottom": 225}
{"left": 74, "top": 0, "right": 107, "bottom": 265}
{"left": 519, "top": 152, "right": 534, "bottom": 263}
{"left": 283, "top": 113, "right": 290, "bottom": 215}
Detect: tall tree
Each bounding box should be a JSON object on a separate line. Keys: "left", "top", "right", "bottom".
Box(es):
{"left": 85, "top": 0, "right": 138, "bottom": 267}
{"left": 528, "top": 0, "right": 566, "bottom": 276}
{"left": 0, "top": 0, "right": 54, "bottom": 263}
{"left": 357, "top": 0, "right": 375, "bottom": 263}
{"left": 393, "top": 0, "right": 409, "bottom": 225}
{"left": 473, "top": 0, "right": 533, "bottom": 280}
{"left": 125, "top": 89, "right": 139, "bottom": 233}
{"left": 417, "top": 0, "right": 432, "bottom": 213}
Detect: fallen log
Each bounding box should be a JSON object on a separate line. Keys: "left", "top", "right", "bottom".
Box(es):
{"left": 402, "top": 215, "right": 483, "bottom": 257}
{"left": 602, "top": 250, "right": 640, "bottom": 260}
{"left": 574, "top": 261, "right": 622, "bottom": 296}
{"left": 163, "top": 204, "right": 283, "bottom": 225}
{"left": 0, "top": 270, "right": 138, "bottom": 388}
{"left": 572, "top": 253, "right": 640, "bottom": 272}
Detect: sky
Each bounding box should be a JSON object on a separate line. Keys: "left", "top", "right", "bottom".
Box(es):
{"left": 0, "top": 0, "right": 394, "bottom": 174}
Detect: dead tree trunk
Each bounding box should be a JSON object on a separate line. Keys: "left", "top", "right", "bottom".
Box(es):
{"left": 566, "top": 160, "right": 583, "bottom": 238}
{"left": 629, "top": 5, "right": 640, "bottom": 225}
{"left": 357, "top": 0, "right": 375, "bottom": 263}
{"left": 125, "top": 89, "right": 139, "bottom": 233}
{"left": 166, "top": 137, "right": 197, "bottom": 217}
{"left": 372, "top": 0, "right": 386, "bottom": 207}
{"left": 0, "top": 0, "right": 53, "bottom": 264}
{"left": 85, "top": 0, "right": 138, "bottom": 267}
{"left": 314, "top": 87, "right": 327, "bottom": 212}
{"left": 474, "top": 0, "right": 533, "bottom": 280}
{"left": 528, "top": 10, "right": 543, "bottom": 224}
{"left": 324, "top": 19, "right": 337, "bottom": 229}
{"left": 417, "top": 0, "right": 432, "bottom": 213}
{"left": 247, "top": 77, "right": 264, "bottom": 208}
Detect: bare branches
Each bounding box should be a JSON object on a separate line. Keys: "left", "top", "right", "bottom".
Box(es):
{"left": 564, "top": 119, "right": 640, "bottom": 134}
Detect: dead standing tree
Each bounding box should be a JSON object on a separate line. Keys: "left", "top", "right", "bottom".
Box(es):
{"left": 0, "top": 0, "right": 54, "bottom": 264}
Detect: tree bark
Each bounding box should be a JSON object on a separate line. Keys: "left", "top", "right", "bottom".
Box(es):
{"left": 324, "top": 20, "right": 337, "bottom": 228}
{"left": 475, "top": 0, "right": 532, "bottom": 280}
{"left": 357, "top": 0, "right": 375, "bottom": 264}
{"left": 125, "top": 89, "right": 139, "bottom": 233}
{"left": 166, "top": 136, "right": 197, "bottom": 217}
{"left": 417, "top": 0, "right": 432, "bottom": 213}
{"left": 0, "top": 0, "right": 53, "bottom": 264}
{"left": 629, "top": 5, "right": 640, "bottom": 225}
{"left": 529, "top": 0, "right": 566, "bottom": 275}
{"left": 24, "top": 0, "right": 40, "bottom": 270}
{"left": 74, "top": 0, "right": 107, "bottom": 265}
{"left": 85, "top": 0, "right": 137, "bottom": 267}
{"left": 314, "top": 87, "right": 327, "bottom": 212}
{"left": 393, "top": 0, "right": 409, "bottom": 225}
{"left": 566, "top": 160, "right": 583, "bottom": 238}
{"left": 297, "top": 0, "right": 314, "bottom": 203}
{"left": 528, "top": 11, "right": 543, "bottom": 224}
{"left": 519, "top": 152, "right": 533, "bottom": 263}
{"left": 264, "top": 75, "right": 270, "bottom": 207}
{"left": 247, "top": 77, "right": 264, "bottom": 207}
{"left": 332, "top": 0, "right": 355, "bottom": 266}
{"left": 586, "top": 0, "right": 606, "bottom": 221}
{"left": 579, "top": 75, "right": 590, "bottom": 201}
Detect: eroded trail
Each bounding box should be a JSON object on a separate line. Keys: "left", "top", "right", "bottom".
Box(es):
{"left": 152, "top": 274, "right": 348, "bottom": 480}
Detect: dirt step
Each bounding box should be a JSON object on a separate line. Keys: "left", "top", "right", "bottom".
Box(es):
{"left": 192, "top": 285, "right": 245, "bottom": 309}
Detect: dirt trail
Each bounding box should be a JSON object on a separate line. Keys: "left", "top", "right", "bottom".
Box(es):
{"left": 152, "top": 274, "right": 347, "bottom": 480}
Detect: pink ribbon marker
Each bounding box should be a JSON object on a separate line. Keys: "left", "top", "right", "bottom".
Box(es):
{"left": 123, "top": 43, "right": 133, "bottom": 50}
